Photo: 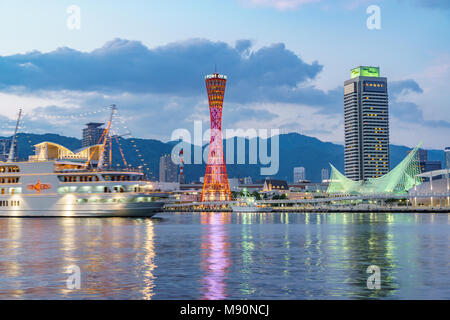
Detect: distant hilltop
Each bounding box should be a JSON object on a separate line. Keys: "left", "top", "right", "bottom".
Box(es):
{"left": 3, "top": 132, "right": 445, "bottom": 183}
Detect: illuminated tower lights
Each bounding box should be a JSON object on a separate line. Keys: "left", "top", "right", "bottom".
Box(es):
{"left": 179, "top": 148, "right": 185, "bottom": 184}
{"left": 201, "top": 73, "right": 231, "bottom": 202}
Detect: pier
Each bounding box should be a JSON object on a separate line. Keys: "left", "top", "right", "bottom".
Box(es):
{"left": 164, "top": 192, "right": 450, "bottom": 213}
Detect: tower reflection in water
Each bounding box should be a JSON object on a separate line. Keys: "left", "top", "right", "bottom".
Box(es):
{"left": 200, "top": 212, "right": 231, "bottom": 300}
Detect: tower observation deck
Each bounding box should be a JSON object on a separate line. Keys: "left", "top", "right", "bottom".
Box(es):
{"left": 201, "top": 73, "right": 231, "bottom": 202}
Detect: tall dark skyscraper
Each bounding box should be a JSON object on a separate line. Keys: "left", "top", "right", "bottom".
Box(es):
{"left": 344, "top": 66, "right": 389, "bottom": 181}
{"left": 159, "top": 154, "right": 178, "bottom": 183}
{"left": 82, "top": 122, "right": 105, "bottom": 148}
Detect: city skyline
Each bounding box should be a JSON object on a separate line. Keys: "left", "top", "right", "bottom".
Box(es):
{"left": 0, "top": 1, "right": 448, "bottom": 150}
{"left": 0, "top": 0, "right": 449, "bottom": 304}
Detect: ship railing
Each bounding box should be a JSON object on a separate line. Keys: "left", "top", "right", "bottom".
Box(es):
{"left": 55, "top": 167, "right": 144, "bottom": 174}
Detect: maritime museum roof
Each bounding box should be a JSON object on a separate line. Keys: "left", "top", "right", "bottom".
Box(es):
{"left": 327, "top": 144, "right": 423, "bottom": 195}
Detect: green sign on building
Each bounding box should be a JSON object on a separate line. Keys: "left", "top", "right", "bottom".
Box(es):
{"left": 351, "top": 66, "right": 380, "bottom": 78}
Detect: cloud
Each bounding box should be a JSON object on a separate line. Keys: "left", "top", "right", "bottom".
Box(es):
{"left": 0, "top": 38, "right": 323, "bottom": 104}
{"left": 235, "top": 40, "right": 253, "bottom": 56}
{"left": 389, "top": 79, "right": 423, "bottom": 98}
{"left": 389, "top": 79, "right": 450, "bottom": 129}
{"left": 1, "top": 38, "right": 448, "bottom": 149}
{"left": 0, "top": 38, "right": 339, "bottom": 141}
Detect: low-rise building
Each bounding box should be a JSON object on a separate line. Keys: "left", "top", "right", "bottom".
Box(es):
{"left": 262, "top": 178, "right": 289, "bottom": 193}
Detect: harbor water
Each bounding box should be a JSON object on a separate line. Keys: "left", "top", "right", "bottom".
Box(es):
{"left": 0, "top": 212, "right": 449, "bottom": 299}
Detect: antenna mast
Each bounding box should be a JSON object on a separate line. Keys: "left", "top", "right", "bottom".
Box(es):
{"left": 97, "top": 105, "right": 117, "bottom": 170}
{"left": 7, "top": 109, "right": 22, "bottom": 163}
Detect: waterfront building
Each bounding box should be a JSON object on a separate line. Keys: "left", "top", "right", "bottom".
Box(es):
{"left": 155, "top": 181, "right": 180, "bottom": 192}
{"left": 424, "top": 161, "right": 442, "bottom": 172}
{"left": 407, "top": 148, "right": 442, "bottom": 173}
{"left": 411, "top": 168, "right": 450, "bottom": 206}
{"left": 321, "top": 168, "right": 329, "bottom": 182}
{"left": 445, "top": 147, "right": 450, "bottom": 168}
{"left": 201, "top": 73, "right": 231, "bottom": 201}
{"left": 228, "top": 178, "right": 240, "bottom": 191}
{"left": 416, "top": 149, "right": 427, "bottom": 162}
{"left": 263, "top": 178, "right": 289, "bottom": 192}
{"left": 239, "top": 176, "right": 253, "bottom": 185}
{"left": 344, "top": 66, "right": 389, "bottom": 181}
{"left": 293, "top": 167, "right": 306, "bottom": 182}
{"left": 328, "top": 143, "right": 422, "bottom": 195}
{"left": 82, "top": 123, "right": 105, "bottom": 148}
{"left": 159, "top": 154, "right": 178, "bottom": 183}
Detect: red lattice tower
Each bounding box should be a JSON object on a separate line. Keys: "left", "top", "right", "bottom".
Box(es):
{"left": 201, "top": 73, "right": 231, "bottom": 202}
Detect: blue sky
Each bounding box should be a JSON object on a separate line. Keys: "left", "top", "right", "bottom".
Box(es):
{"left": 0, "top": 0, "right": 449, "bottom": 149}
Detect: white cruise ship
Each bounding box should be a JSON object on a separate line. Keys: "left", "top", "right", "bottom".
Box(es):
{"left": 0, "top": 107, "right": 167, "bottom": 217}
{"left": 0, "top": 141, "right": 167, "bottom": 217}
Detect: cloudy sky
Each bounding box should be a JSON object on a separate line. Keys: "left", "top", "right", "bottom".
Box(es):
{"left": 0, "top": 0, "right": 448, "bottom": 149}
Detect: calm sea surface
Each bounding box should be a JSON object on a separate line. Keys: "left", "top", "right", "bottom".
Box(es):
{"left": 0, "top": 212, "right": 449, "bottom": 300}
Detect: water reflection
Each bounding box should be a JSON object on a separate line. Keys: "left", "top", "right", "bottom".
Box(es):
{"left": 0, "top": 219, "right": 23, "bottom": 297}
{"left": 139, "top": 220, "right": 157, "bottom": 300}
{"left": 0, "top": 213, "right": 449, "bottom": 299}
{"left": 339, "top": 213, "right": 398, "bottom": 299}
{"left": 240, "top": 213, "right": 256, "bottom": 297}
{"left": 200, "top": 213, "right": 231, "bottom": 300}
{"left": 0, "top": 218, "right": 158, "bottom": 299}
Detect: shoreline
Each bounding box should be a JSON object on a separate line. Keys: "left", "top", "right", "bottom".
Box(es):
{"left": 165, "top": 207, "right": 450, "bottom": 213}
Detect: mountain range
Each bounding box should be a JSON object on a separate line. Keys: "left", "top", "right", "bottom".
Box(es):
{"left": 8, "top": 132, "right": 445, "bottom": 183}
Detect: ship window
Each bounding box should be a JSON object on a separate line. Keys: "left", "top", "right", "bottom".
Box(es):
{"left": 9, "top": 188, "right": 17, "bottom": 194}
{"left": 0, "top": 177, "right": 19, "bottom": 184}
{"left": 11, "top": 200, "right": 20, "bottom": 207}
{"left": 0, "top": 166, "right": 20, "bottom": 173}
{"left": 113, "top": 186, "right": 124, "bottom": 193}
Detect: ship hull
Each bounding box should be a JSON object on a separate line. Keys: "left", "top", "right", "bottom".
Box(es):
{"left": 0, "top": 193, "right": 166, "bottom": 218}
{"left": 0, "top": 202, "right": 164, "bottom": 218}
